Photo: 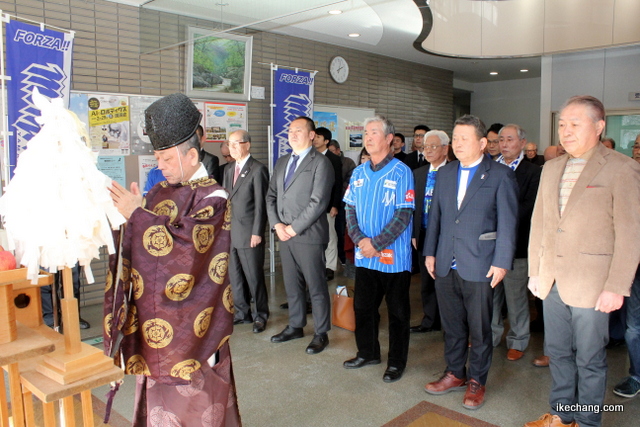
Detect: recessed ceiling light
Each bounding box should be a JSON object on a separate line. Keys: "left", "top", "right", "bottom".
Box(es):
{"left": 328, "top": 10, "right": 342, "bottom": 15}
{"left": 348, "top": 33, "right": 360, "bottom": 38}
{"left": 489, "top": 71, "right": 498, "bottom": 75}
{"left": 520, "top": 69, "right": 529, "bottom": 73}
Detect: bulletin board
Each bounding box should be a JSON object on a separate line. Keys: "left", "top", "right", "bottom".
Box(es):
{"left": 314, "top": 104, "right": 375, "bottom": 163}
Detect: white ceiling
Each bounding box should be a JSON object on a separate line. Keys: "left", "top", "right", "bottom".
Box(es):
{"left": 112, "top": 0, "right": 544, "bottom": 84}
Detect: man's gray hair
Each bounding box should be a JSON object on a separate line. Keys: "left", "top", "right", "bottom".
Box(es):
{"left": 364, "top": 115, "right": 395, "bottom": 136}
{"left": 425, "top": 130, "right": 450, "bottom": 146}
{"left": 500, "top": 124, "right": 527, "bottom": 141}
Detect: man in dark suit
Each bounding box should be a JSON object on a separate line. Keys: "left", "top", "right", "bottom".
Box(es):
{"left": 314, "top": 127, "right": 342, "bottom": 281}
{"left": 266, "top": 116, "right": 334, "bottom": 354}
{"left": 423, "top": 115, "right": 518, "bottom": 410}
{"left": 196, "top": 125, "right": 221, "bottom": 183}
{"left": 223, "top": 130, "right": 270, "bottom": 333}
{"left": 410, "top": 130, "right": 450, "bottom": 334}
{"left": 403, "top": 125, "right": 430, "bottom": 170}
{"left": 524, "top": 142, "right": 545, "bottom": 166}
{"left": 393, "top": 133, "right": 407, "bottom": 161}
{"left": 491, "top": 125, "right": 541, "bottom": 361}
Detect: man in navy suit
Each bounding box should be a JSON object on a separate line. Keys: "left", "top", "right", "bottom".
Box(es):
{"left": 423, "top": 115, "right": 518, "bottom": 410}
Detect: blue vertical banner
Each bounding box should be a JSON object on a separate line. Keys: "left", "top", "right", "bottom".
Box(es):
{"left": 272, "top": 68, "right": 315, "bottom": 167}
{"left": 6, "top": 20, "right": 74, "bottom": 176}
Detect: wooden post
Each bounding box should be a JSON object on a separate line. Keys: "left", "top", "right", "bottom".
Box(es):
{"left": 7, "top": 364, "right": 26, "bottom": 427}
{"left": 41, "top": 402, "right": 55, "bottom": 427}
{"left": 21, "top": 390, "right": 35, "bottom": 427}
{"left": 61, "top": 396, "right": 76, "bottom": 427}
{"left": 0, "top": 370, "right": 9, "bottom": 427}
{"left": 0, "top": 283, "right": 16, "bottom": 344}
{"left": 60, "top": 267, "right": 81, "bottom": 354}
{"left": 81, "top": 389, "right": 94, "bottom": 426}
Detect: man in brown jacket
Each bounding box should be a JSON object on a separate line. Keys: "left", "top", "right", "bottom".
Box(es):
{"left": 525, "top": 96, "right": 640, "bottom": 427}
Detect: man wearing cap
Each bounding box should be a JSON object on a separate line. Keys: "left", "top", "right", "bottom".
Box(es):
{"left": 105, "top": 93, "right": 240, "bottom": 425}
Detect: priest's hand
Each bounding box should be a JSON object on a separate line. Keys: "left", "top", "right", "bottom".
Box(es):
{"left": 109, "top": 181, "right": 143, "bottom": 220}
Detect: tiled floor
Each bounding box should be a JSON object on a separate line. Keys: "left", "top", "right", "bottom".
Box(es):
{"left": 7, "top": 265, "right": 639, "bottom": 426}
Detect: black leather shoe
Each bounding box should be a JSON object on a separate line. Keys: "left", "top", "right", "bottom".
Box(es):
{"left": 306, "top": 333, "right": 329, "bottom": 354}
{"left": 79, "top": 318, "right": 91, "bottom": 329}
{"left": 280, "top": 301, "right": 289, "bottom": 309}
{"left": 271, "top": 326, "right": 304, "bottom": 343}
{"left": 253, "top": 320, "right": 266, "bottom": 333}
{"left": 383, "top": 366, "right": 404, "bottom": 383}
{"left": 325, "top": 268, "right": 335, "bottom": 281}
{"left": 343, "top": 356, "right": 382, "bottom": 369}
{"left": 234, "top": 318, "right": 252, "bottom": 325}
{"left": 410, "top": 325, "right": 439, "bottom": 333}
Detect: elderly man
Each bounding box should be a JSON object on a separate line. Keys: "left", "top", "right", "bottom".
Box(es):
{"left": 491, "top": 125, "right": 541, "bottom": 361}
{"left": 343, "top": 115, "right": 414, "bottom": 383}
{"left": 267, "top": 116, "right": 334, "bottom": 354}
{"left": 223, "top": 130, "right": 269, "bottom": 333}
{"left": 423, "top": 115, "right": 518, "bottom": 410}
{"left": 524, "top": 142, "right": 545, "bottom": 166}
{"left": 106, "top": 93, "right": 240, "bottom": 425}
{"left": 601, "top": 137, "right": 615, "bottom": 149}
{"left": 410, "top": 130, "right": 449, "bottom": 334}
{"left": 404, "top": 125, "right": 430, "bottom": 170}
{"left": 525, "top": 96, "right": 640, "bottom": 427}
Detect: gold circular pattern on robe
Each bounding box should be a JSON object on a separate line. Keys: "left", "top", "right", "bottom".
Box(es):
{"left": 170, "top": 359, "right": 201, "bottom": 380}
{"left": 121, "top": 258, "right": 131, "bottom": 282}
{"left": 208, "top": 252, "right": 229, "bottom": 284}
{"left": 142, "top": 225, "right": 174, "bottom": 256}
{"left": 165, "top": 274, "right": 195, "bottom": 301}
{"left": 222, "top": 284, "right": 233, "bottom": 313}
{"left": 153, "top": 199, "right": 179, "bottom": 223}
{"left": 126, "top": 354, "right": 151, "bottom": 376}
{"left": 131, "top": 268, "right": 144, "bottom": 300}
{"left": 105, "top": 270, "right": 113, "bottom": 293}
{"left": 104, "top": 313, "right": 113, "bottom": 338}
{"left": 217, "top": 334, "right": 231, "bottom": 350}
{"left": 193, "top": 307, "right": 214, "bottom": 338}
{"left": 191, "top": 205, "right": 215, "bottom": 219}
{"left": 142, "top": 318, "right": 174, "bottom": 349}
{"left": 123, "top": 305, "right": 139, "bottom": 335}
{"left": 222, "top": 202, "right": 231, "bottom": 230}
{"left": 193, "top": 224, "right": 215, "bottom": 253}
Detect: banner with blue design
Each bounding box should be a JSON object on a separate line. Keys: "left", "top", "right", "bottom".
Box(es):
{"left": 6, "top": 20, "right": 74, "bottom": 176}
{"left": 272, "top": 68, "right": 315, "bottom": 167}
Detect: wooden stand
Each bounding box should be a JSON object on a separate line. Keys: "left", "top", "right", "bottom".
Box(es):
{"left": 37, "top": 267, "right": 113, "bottom": 385}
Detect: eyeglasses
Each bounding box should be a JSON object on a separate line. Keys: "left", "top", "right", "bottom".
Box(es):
{"left": 424, "top": 144, "right": 444, "bottom": 151}
{"left": 414, "top": 133, "right": 426, "bottom": 138}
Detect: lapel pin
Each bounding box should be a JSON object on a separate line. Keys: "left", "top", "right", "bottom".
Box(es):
{"left": 480, "top": 174, "right": 486, "bottom": 180}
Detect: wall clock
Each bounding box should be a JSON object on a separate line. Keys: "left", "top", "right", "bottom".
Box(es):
{"left": 330, "top": 56, "right": 349, "bottom": 84}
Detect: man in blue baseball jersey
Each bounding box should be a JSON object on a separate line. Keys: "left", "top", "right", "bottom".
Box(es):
{"left": 342, "top": 115, "right": 415, "bottom": 383}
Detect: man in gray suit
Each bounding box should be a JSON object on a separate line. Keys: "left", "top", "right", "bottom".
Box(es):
{"left": 423, "top": 115, "right": 518, "bottom": 410}
{"left": 266, "top": 116, "right": 334, "bottom": 354}
{"left": 223, "top": 130, "right": 270, "bottom": 333}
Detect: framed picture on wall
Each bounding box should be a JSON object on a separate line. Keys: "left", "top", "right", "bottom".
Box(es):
{"left": 186, "top": 27, "right": 253, "bottom": 101}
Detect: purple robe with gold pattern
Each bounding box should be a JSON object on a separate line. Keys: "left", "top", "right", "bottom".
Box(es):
{"left": 103, "top": 174, "right": 241, "bottom": 426}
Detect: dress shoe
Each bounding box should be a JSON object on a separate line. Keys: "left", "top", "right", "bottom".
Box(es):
{"left": 524, "top": 413, "right": 577, "bottom": 427}
{"left": 532, "top": 355, "right": 550, "bottom": 367}
{"left": 306, "top": 333, "right": 329, "bottom": 354}
{"left": 253, "top": 320, "right": 266, "bottom": 333}
{"left": 613, "top": 376, "right": 640, "bottom": 398}
{"left": 270, "top": 326, "right": 303, "bottom": 343}
{"left": 383, "top": 366, "right": 404, "bottom": 383}
{"left": 462, "top": 379, "right": 485, "bottom": 410}
{"left": 425, "top": 371, "right": 467, "bottom": 395}
{"left": 343, "top": 356, "right": 381, "bottom": 369}
{"left": 507, "top": 349, "right": 524, "bottom": 361}
{"left": 233, "top": 318, "right": 252, "bottom": 325}
{"left": 410, "top": 325, "right": 439, "bottom": 333}
{"left": 325, "top": 268, "right": 335, "bottom": 281}
{"left": 279, "top": 301, "right": 289, "bottom": 309}
{"left": 79, "top": 318, "right": 91, "bottom": 329}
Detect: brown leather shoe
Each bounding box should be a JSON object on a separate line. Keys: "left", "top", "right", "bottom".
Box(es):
{"left": 425, "top": 371, "right": 467, "bottom": 395}
{"left": 532, "top": 355, "right": 550, "bottom": 367}
{"left": 507, "top": 349, "right": 524, "bottom": 361}
{"left": 462, "top": 379, "right": 485, "bottom": 410}
{"left": 523, "top": 413, "right": 577, "bottom": 427}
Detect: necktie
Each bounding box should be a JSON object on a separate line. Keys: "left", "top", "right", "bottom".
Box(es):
{"left": 418, "top": 153, "right": 424, "bottom": 165}
{"left": 233, "top": 164, "right": 241, "bottom": 186}
{"left": 284, "top": 154, "right": 299, "bottom": 189}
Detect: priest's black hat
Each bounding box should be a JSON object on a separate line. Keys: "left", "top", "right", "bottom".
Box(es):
{"left": 145, "top": 93, "right": 202, "bottom": 151}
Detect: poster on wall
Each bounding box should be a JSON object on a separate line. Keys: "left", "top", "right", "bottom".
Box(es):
{"left": 272, "top": 68, "right": 315, "bottom": 166}
{"left": 346, "top": 122, "right": 364, "bottom": 149}
{"left": 138, "top": 155, "right": 159, "bottom": 189}
{"left": 204, "top": 102, "right": 247, "bottom": 142}
{"left": 5, "top": 19, "right": 74, "bottom": 177}
{"left": 97, "top": 156, "right": 126, "bottom": 187}
{"left": 313, "top": 112, "right": 338, "bottom": 135}
{"left": 87, "top": 94, "right": 130, "bottom": 155}
{"left": 130, "top": 96, "right": 160, "bottom": 155}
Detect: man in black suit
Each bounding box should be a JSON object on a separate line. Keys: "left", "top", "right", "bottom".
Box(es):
{"left": 223, "top": 130, "right": 270, "bottom": 333}
{"left": 403, "top": 125, "right": 430, "bottom": 170}
{"left": 524, "top": 142, "right": 545, "bottom": 166}
{"left": 491, "top": 125, "right": 541, "bottom": 361}
{"left": 314, "top": 127, "right": 342, "bottom": 281}
{"left": 423, "top": 115, "right": 518, "bottom": 410}
{"left": 393, "top": 133, "right": 407, "bottom": 161}
{"left": 196, "top": 125, "right": 221, "bottom": 182}
{"left": 410, "top": 130, "right": 450, "bottom": 334}
{"left": 266, "top": 116, "right": 334, "bottom": 354}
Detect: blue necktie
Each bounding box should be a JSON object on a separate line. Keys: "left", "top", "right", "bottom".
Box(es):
{"left": 284, "top": 154, "right": 299, "bottom": 189}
